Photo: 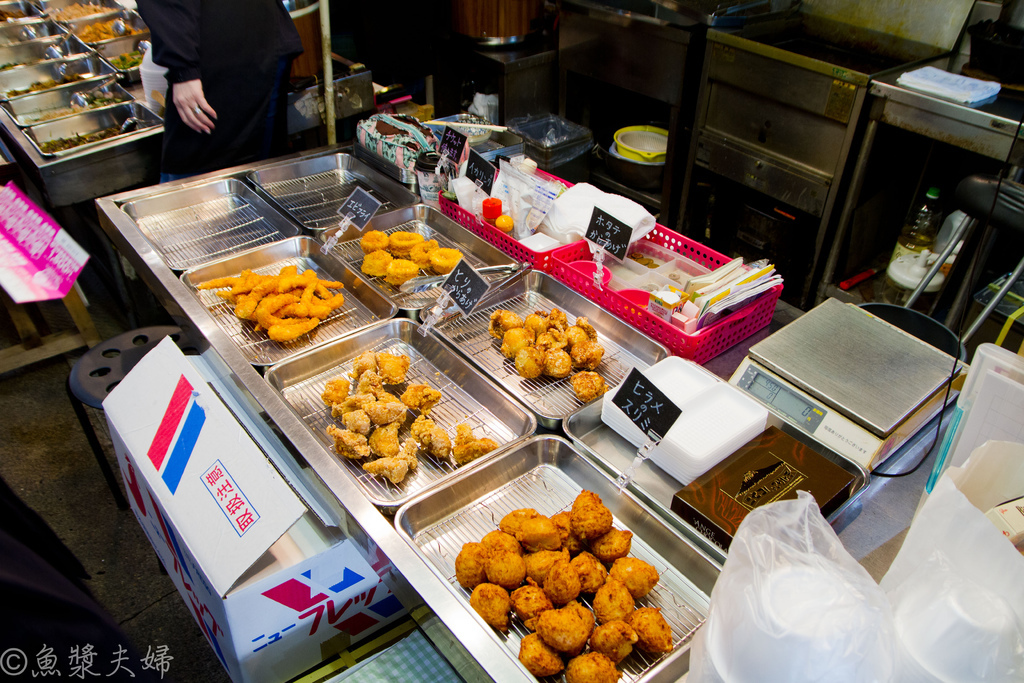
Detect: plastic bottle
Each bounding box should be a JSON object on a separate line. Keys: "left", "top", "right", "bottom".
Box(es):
{"left": 891, "top": 187, "right": 942, "bottom": 263}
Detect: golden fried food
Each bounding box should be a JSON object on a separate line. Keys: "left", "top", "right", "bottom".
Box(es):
{"left": 331, "top": 393, "right": 374, "bottom": 418}
{"left": 589, "top": 621, "right": 638, "bottom": 664}
{"left": 387, "top": 231, "right": 424, "bottom": 257}
{"left": 267, "top": 317, "right": 321, "bottom": 343}
{"left": 499, "top": 508, "right": 539, "bottom": 537}
{"left": 409, "top": 239, "right": 439, "bottom": 268}
{"left": 565, "top": 325, "right": 589, "bottom": 349}
{"left": 565, "top": 652, "right": 621, "bottom": 683}
{"left": 453, "top": 423, "right": 499, "bottom": 465}
{"left": 570, "top": 552, "right": 609, "bottom": 593}
{"left": 410, "top": 415, "right": 452, "bottom": 459}
{"left": 469, "top": 583, "right": 511, "bottom": 632}
{"left": 516, "top": 516, "right": 562, "bottom": 553}
{"left": 515, "top": 347, "right": 545, "bottom": 379}
{"left": 518, "top": 633, "right": 564, "bottom": 677}
{"left": 489, "top": 309, "right": 524, "bottom": 338}
{"left": 481, "top": 530, "right": 522, "bottom": 557}
{"left": 523, "top": 311, "right": 550, "bottom": 336}
{"left": 76, "top": 18, "right": 143, "bottom": 42}
{"left": 570, "top": 372, "right": 608, "bottom": 402}
{"left": 360, "top": 230, "right": 389, "bottom": 254}
{"left": 609, "top": 557, "right": 659, "bottom": 599}
{"left": 571, "top": 339, "right": 605, "bottom": 370}
{"left": 361, "top": 250, "right": 393, "bottom": 277}
{"left": 590, "top": 529, "right": 633, "bottom": 564}
{"left": 566, "top": 600, "right": 595, "bottom": 639}
{"left": 361, "top": 454, "right": 410, "bottom": 484}
{"left": 570, "top": 490, "right": 613, "bottom": 541}
{"left": 349, "top": 351, "right": 377, "bottom": 379}
{"left": 537, "top": 602, "right": 593, "bottom": 656}
{"left": 356, "top": 369, "right": 385, "bottom": 398}
{"left": 626, "top": 607, "right": 673, "bottom": 654}
{"left": 368, "top": 422, "right": 401, "bottom": 458}
{"left": 547, "top": 308, "right": 568, "bottom": 331}
{"left": 536, "top": 327, "right": 568, "bottom": 352}
{"left": 525, "top": 549, "right": 569, "bottom": 585}
{"left": 341, "top": 409, "right": 371, "bottom": 435}
{"left": 376, "top": 352, "right": 411, "bottom": 384}
{"left": 501, "top": 327, "right": 535, "bottom": 360}
{"left": 363, "top": 398, "right": 407, "bottom": 425}
{"left": 428, "top": 248, "right": 463, "bottom": 275}
{"left": 543, "top": 348, "right": 573, "bottom": 379}
{"left": 384, "top": 258, "right": 419, "bottom": 286}
{"left": 593, "top": 579, "right": 634, "bottom": 625}
{"left": 321, "top": 376, "right": 351, "bottom": 405}
{"left": 456, "top": 542, "right": 491, "bottom": 590}
{"left": 551, "top": 511, "right": 583, "bottom": 555}
{"left": 485, "top": 550, "right": 527, "bottom": 590}
{"left": 400, "top": 383, "right": 442, "bottom": 415}
{"left": 575, "top": 317, "right": 598, "bottom": 339}
{"left": 325, "top": 425, "right": 370, "bottom": 460}
{"left": 544, "top": 559, "right": 582, "bottom": 606}
{"left": 511, "top": 583, "right": 554, "bottom": 629}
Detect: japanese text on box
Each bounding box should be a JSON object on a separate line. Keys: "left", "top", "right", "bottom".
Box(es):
{"left": 202, "top": 460, "right": 260, "bottom": 536}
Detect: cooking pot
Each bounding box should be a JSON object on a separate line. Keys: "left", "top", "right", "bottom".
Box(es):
{"left": 601, "top": 142, "right": 664, "bottom": 191}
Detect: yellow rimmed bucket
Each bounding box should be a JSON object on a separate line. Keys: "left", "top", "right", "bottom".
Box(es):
{"left": 614, "top": 125, "right": 669, "bottom": 163}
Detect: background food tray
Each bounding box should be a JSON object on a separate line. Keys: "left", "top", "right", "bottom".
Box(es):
{"left": 264, "top": 318, "right": 536, "bottom": 510}
{"left": 23, "top": 99, "right": 158, "bottom": 157}
{"left": 0, "top": 19, "right": 61, "bottom": 46}
{"left": 247, "top": 151, "right": 419, "bottom": 231}
{"left": 122, "top": 178, "right": 302, "bottom": 271}
{"left": 180, "top": 236, "right": 396, "bottom": 366}
{"left": 428, "top": 270, "right": 669, "bottom": 429}
{"left": 92, "top": 33, "right": 147, "bottom": 83}
{"left": 0, "top": 52, "right": 113, "bottom": 99}
{"left": 0, "top": 34, "right": 85, "bottom": 71}
{"left": 3, "top": 76, "right": 129, "bottom": 126}
{"left": 321, "top": 204, "right": 517, "bottom": 315}
{"left": 395, "top": 435, "right": 720, "bottom": 683}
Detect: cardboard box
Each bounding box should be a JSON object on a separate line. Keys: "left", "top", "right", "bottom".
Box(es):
{"left": 104, "top": 339, "right": 407, "bottom": 683}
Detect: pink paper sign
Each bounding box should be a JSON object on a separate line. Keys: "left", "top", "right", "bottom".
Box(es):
{"left": 0, "top": 182, "right": 88, "bottom": 303}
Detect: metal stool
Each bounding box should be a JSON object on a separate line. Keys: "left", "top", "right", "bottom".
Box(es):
{"left": 66, "top": 326, "right": 200, "bottom": 509}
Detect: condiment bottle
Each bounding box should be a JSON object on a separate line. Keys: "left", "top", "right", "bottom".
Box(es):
{"left": 482, "top": 198, "right": 502, "bottom": 226}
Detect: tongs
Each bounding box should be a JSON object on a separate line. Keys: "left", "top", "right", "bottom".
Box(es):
{"left": 399, "top": 262, "right": 521, "bottom": 293}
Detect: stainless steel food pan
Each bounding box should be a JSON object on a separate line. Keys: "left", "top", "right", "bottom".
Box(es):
{"left": 0, "top": 1, "right": 45, "bottom": 23}
{"left": 181, "top": 236, "right": 397, "bottom": 366}
{"left": 264, "top": 318, "right": 537, "bottom": 510}
{"left": 0, "top": 19, "right": 60, "bottom": 46}
{"left": 395, "top": 435, "right": 720, "bottom": 683}
{"left": 0, "top": 52, "right": 113, "bottom": 99}
{"left": 91, "top": 33, "right": 146, "bottom": 82}
{"left": 428, "top": 270, "right": 670, "bottom": 429}
{"left": 0, "top": 33, "right": 78, "bottom": 71}
{"left": 320, "top": 204, "right": 517, "bottom": 316}
{"left": 247, "top": 151, "right": 419, "bottom": 232}
{"left": 3, "top": 76, "right": 129, "bottom": 126}
{"left": 61, "top": 9, "right": 148, "bottom": 47}
{"left": 122, "top": 178, "right": 304, "bottom": 272}
{"left": 36, "top": 0, "right": 121, "bottom": 17}
{"left": 23, "top": 100, "right": 159, "bottom": 157}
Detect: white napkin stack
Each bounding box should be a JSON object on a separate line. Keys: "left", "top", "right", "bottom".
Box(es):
{"left": 896, "top": 66, "right": 1001, "bottom": 105}
{"left": 539, "top": 183, "right": 656, "bottom": 245}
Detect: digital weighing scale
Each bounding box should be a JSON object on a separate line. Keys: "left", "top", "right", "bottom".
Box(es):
{"left": 729, "top": 299, "right": 962, "bottom": 470}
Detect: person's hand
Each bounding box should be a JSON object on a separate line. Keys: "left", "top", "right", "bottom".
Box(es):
{"left": 172, "top": 79, "right": 217, "bottom": 134}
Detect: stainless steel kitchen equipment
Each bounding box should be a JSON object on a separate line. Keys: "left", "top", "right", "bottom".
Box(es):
{"left": 0, "top": 18, "right": 61, "bottom": 46}
{"left": 0, "top": 33, "right": 85, "bottom": 71}
{"left": 23, "top": 99, "right": 157, "bottom": 156}
{"left": 0, "top": 52, "right": 114, "bottom": 99}
{"left": 35, "top": 0, "right": 121, "bottom": 17}
{"left": 0, "top": 0, "right": 43, "bottom": 22}
{"left": 2, "top": 75, "right": 129, "bottom": 126}
{"left": 58, "top": 8, "right": 148, "bottom": 48}
{"left": 91, "top": 33, "right": 147, "bottom": 82}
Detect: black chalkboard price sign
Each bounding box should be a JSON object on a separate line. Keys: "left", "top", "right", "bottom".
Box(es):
{"left": 441, "top": 258, "right": 490, "bottom": 315}
{"left": 438, "top": 126, "right": 469, "bottom": 164}
{"left": 585, "top": 206, "right": 631, "bottom": 261}
{"left": 465, "top": 148, "right": 497, "bottom": 194}
{"left": 612, "top": 368, "right": 682, "bottom": 441}
{"left": 336, "top": 187, "right": 382, "bottom": 230}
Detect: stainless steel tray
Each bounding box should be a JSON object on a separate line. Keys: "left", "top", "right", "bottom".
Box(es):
{"left": 265, "top": 318, "right": 537, "bottom": 510}
{"left": 23, "top": 100, "right": 158, "bottom": 157}
{"left": 320, "top": 204, "right": 517, "bottom": 316}
{"left": 246, "top": 151, "right": 420, "bottom": 232}
{"left": 4, "top": 75, "right": 129, "bottom": 126}
{"left": 424, "top": 114, "right": 524, "bottom": 162}
{"left": 122, "top": 178, "right": 301, "bottom": 271}
{"left": 36, "top": 0, "right": 120, "bottom": 17}
{"left": 59, "top": 9, "right": 148, "bottom": 48}
{"left": 181, "top": 236, "right": 397, "bottom": 366}
{"left": 564, "top": 402, "right": 871, "bottom": 565}
{"left": 0, "top": 18, "right": 60, "bottom": 46}
{"left": 91, "top": 33, "right": 146, "bottom": 82}
{"left": 395, "top": 435, "right": 720, "bottom": 683}
{"left": 0, "top": 52, "right": 114, "bottom": 99}
{"left": 353, "top": 141, "right": 418, "bottom": 185}
{"left": 0, "top": 34, "right": 75, "bottom": 71}
{"left": 428, "top": 270, "right": 670, "bottom": 429}
{"left": 0, "top": 1, "right": 44, "bottom": 23}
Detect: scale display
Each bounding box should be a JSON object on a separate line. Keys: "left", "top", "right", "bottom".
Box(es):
{"left": 743, "top": 367, "right": 826, "bottom": 432}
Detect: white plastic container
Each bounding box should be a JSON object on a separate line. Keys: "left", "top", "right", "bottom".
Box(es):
{"left": 883, "top": 249, "right": 945, "bottom": 309}
{"left": 140, "top": 47, "right": 168, "bottom": 115}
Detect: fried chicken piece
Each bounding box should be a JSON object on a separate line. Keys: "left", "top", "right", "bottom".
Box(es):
{"left": 570, "top": 490, "right": 613, "bottom": 541}
{"left": 325, "top": 425, "right": 370, "bottom": 460}
{"left": 342, "top": 409, "right": 371, "bottom": 435}
{"left": 518, "top": 633, "right": 564, "bottom": 677}
{"left": 489, "top": 309, "right": 524, "bottom": 339}
{"left": 609, "top": 557, "right": 659, "bottom": 599}
{"left": 481, "top": 530, "right": 522, "bottom": 557}
{"left": 571, "top": 339, "right": 605, "bottom": 370}
{"left": 331, "top": 393, "right": 375, "bottom": 418}
{"left": 360, "top": 230, "right": 389, "bottom": 254}
{"left": 570, "top": 552, "right": 609, "bottom": 593}
{"left": 361, "top": 250, "right": 393, "bottom": 277}
{"left": 499, "top": 508, "right": 539, "bottom": 537}
{"left": 356, "top": 369, "right": 385, "bottom": 398}
{"left": 361, "top": 455, "right": 410, "bottom": 484}
{"left": 589, "top": 621, "right": 638, "bottom": 664}
{"left": 593, "top": 579, "right": 634, "bottom": 625}
{"left": 363, "top": 398, "right": 407, "bottom": 425}
{"left": 485, "top": 550, "right": 527, "bottom": 590}
{"left": 544, "top": 559, "right": 582, "bottom": 606}
{"left": 590, "top": 529, "right": 633, "bottom": 564}
{"left": 455, "top": 542, "right": 491, "bottom": 590}
{"left": 525, "top": 549, "right": 569, "bottom": 585}
{"left": 565, "top": 652, "right": 621, "bottom": 683}
{"left": 410, "top": 415, "right": 451, "bottom": 459}
{"left": 375, "top": 352, "right": 411, "bottom": 384}
{"left": 570, "top": 371, "right": 608, "bottom": 402}
{"left": 523, "top": 311, "right": 550, "bottom": 336}
{"left": 551, "top": 511, "right": 583, "bottom": 554}
{"left": 536, "top": 327, "right": 568, "bottom": 352}
{"left": 321, "top": 376, "right": 351, "bottom": 405}
{"left": 515, "top": 347, "right": 545, "bottom": 379}
{"left": 511, "top": 583, "right": 554, "bottom": 630}
{"left": 409, "top": 239, "right": 439, "bottom": 269}
{"left": 543, "top": 348, "right": 573, "bottom": 379}
{"left": 626, "top": 607, "right": 673, "bottom": 654}
{"left": 453, "top": 423, "right": 499, "bottom": 465}
{"left": 400, "top": 383, "right": 442, "bottom": 415}
{"left": 501, "top": 327, "right": 535, "bottom": 360}
{"left": 547, "top": 308, "right": 568, "bottom": 331}
{"left": 470, "top": 583, "right": 511, "bottom": 633}
{"left": 516, "top": 516, "right": 562, "bottom": 553}
{"left": 349, "top": 351, "right": 377, "bottom": 379}
{"left": 536, "top": 603, "right": 592, "bottom": 656}
{"left": 368, "top": 422, "right": 401, "bottom": 458}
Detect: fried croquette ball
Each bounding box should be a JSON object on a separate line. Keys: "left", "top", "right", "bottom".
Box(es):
{"left": 387, "top": 230, "right": 424, "bottom": 257}
{"left": 570, "top": 371, "right": 608, "bottom": 402}
{"left": 481, "top": 530, "right": 522, "bottom": 557}
{"left": 341, "top": 409, "right": 371, "bottom": 435}
{"left": 515, "top": 347, "right": 545, "bottom": 379}
{"left": 544, "top": 559, "right": 581, "bottom": 606}
{"left": 570, "top": 490, "right": 613, "bottom": 541}
{"left": 349, "top": 350, "right": 377, "bottom": 379}
{"left": 400, "top": 383, "right": 442, "bottom": 415}
{"left": 485, "top": 551, "right": 527, "bottom": 590}
{"left": 409, "top": 239, "right": 439, "bottom": 268}
{"left": 455, "top": 542, "right": 491, "bottom": 590}
{"left": 590, "top": 529, "right": 634, "bottom": 564}
{"left": 542, "top": 348, "right": 572, "bottom": 378}
{"left": 384, "top": 258, "right": 419, "bottom": 286}
{"left": 565, "top": 325, "right": 590, "bottom": 349}
{"left": 501, "top": 327, "right": 535, "bottom": 360}
{"left": 547, "top": 308, "right": 568, "bottom": 331}
{"left": 500, "top": 508, "right": 539, "bottom": 537}
{"left": 489, "top": 309, "right": 524, "bottom": 338}
{"left": 325, "top": 425, "right": 370, "bottom": 460}
{"left": 519, "top": 633, "right": 564, "bottom": 677}
{"left": 571, "top": 339, "right": 605, "bottom": 370}
{"left": 589, "top": 621, "right": 638, "bottom": 664}
{"left": 574, "top": 317, "right": 598, "bottom": 339}
{"left": 525, "top": 549, "right": 569, "bottom": 585}
{"left": 375, "top": 352, "right": 411, "bottom": 384}
{"left": 626, "top": 607, "right": 673, "bottom": 654}
{"left": 321, "top": 377, "right": 350, "bottom": 405}
{"left": 511, "top": 584, "right": 554, "bottom": 629}
{"left": 609, "top": 557, "right": 659, "bottom": 599}
{"left": 551, "top": 511, "right": 583, "bottom": 554}
{"left": 361, "top": 250, "right": 393, "bottom": 277}
{"left": 428, "top": 247, "right": 463, "bottom": 275}
{"left": 536, "top": 603, "right": 592, "bottom": 656}
{"left": 565, "top": 652, "right": 621, "bottom": 683}
{"left": 359, "top": 230, "right": 389, "bottom": 254}
{"left": 593, "top": 579, "right": 634, "bottom": 624}
{"left": 535, "top": 327, "right": 568, "bottom": 353}
{"left": 523, "top": 311, "right": 549, "bottom": 335}
{"left": 570, "top": 552, "right": 609, "bottom": 593}
{"left": 565, "top": 600, "right": 595, "bottom": 639}
{"left": 470, "top": 583, "right": 511, "bottom": 632}
{"left": 516, "top": 516, "right": 562, "bottom": 553}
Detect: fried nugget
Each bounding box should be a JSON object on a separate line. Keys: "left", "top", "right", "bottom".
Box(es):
{"left": 361, "top": 250, "right": 393, "bottom": 277}
{"left": 593, "top": 579, "right": 634, "bottom": 625}
{"left": 543, "top": 348, "right": 573, "bottom": 378}
{"left": 565, "top": 652, "right": 620, "bottom": 683}
{"left": 589, "top": 621, "right": 638, "bottom": 664}
{"left": 571, "top": 339, "right": 605, "bottom": 371}
{"left": 570, "top": 490, "right": 613, "bottom": 541}
{"left": 363, "top": 398, "right": 407, "bottom": 425}
{"left": 489, "top": 309, "right": 524, "bottom": 338}
{"left": 516, "top": 516, "right": 562, "bottom": 553}
{"left": 453, "top": 423, "right": 499, "bottom": 465}
{"left": 518, "top": 633, "right": 564, "bottom": 677}
{"left": 551, "top": 511, "right": 584, "bottom": 555}
{"left": 515, "top": 347, "right": 545, "bottom": 379}
{"left": 501, "top": 327, "right": 535, "bottom": 360}
{"left": 409, "top": 239, "right": 439, "bottom": 269}
{"left": 485, "top": 550, "right": 527, "bottom": 590}
{"left": 349, "top": 351, "right": 377, "bottom": 379}
{"left": 570, "top": 371, "right": 608, "bottom": 402}
{"left": 590, "top": 529, "right": 633, "bottom": 564}
{"left": 360, "top": 230, "right": 389, "bottom": 254}
{"left": 609, "top": 557, "right": 659, "bottom": 599}
{"left": 321, "top": 376, "right": 351, "bottom": 405}
{"left": 455, "top": 542, "right": 491, "bottom": 590}
{"left": 342, "top": 409, "right": 371, "bottom": 435}
{"left": 500, "top": 508, "right": 539, "bottom": 537}
{"left": 481, "top": 530, "right": 522, "bottom": 557}
{"left": 375, "top": 352, "right": 411, "bottom": 384}
{"left": 325, "top": 425, "right": 370, "bottom": 460}
{"left": 626, "top": 607, "right": 673, "bottom": 654}
{"left": 368, "top": 422, "right": 401, "bottom": 458}
{"left": 400, "top": 383, "right": 442, "bottom": 415}
{"left": 543, "top": 559, "right": 581, "bottom": 606}
{"left": 512, "top": 583, "right": 554, "bottom": 629}
{"left": 570, "top": 552, "right": 609, "bottom": 593}
{"left": 525, "top": 549, "right": 569, "bottom": 585}
{"left": 470, "top": 583, "right": 511, "bottom": 632}
{"left": 331, "top": 393, "right": 374, "bottom": 418}
{"left": 536, "top": 603, "right": 592, "bottom": 656}
{"left": 410, "top": 415, "right": 451, "bottom": 459}
{"left": 565, "top": 325, "right": 589, "bottom": 349}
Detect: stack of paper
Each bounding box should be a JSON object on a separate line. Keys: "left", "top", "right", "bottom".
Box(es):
{"left": 897, "top": 67, "right": 1001, "bottom": 105}
{"left": 692, "top": 259, "right": 783, "bottom": 330}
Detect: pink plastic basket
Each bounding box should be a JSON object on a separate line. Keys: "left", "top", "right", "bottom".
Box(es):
{"left": 550, "top": 225, "right": 783, "bottom": 363}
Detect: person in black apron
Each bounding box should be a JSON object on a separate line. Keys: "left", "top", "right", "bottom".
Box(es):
{"left": 136, "top": 0, "right": 303, "bottom": 182}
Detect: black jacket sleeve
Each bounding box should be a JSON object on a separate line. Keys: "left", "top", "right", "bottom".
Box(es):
{"left": 135, "top": 0, "right": 202, "bottom": 83}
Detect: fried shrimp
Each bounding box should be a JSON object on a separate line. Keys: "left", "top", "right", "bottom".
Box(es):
{"left": 428, "top": 248, "right": 463, "bottom": 274}
{"left": 267, "top": 317, "right": 320, "bottom": 342}
{"left": 361, "top": 250, "right": 392, "bottom": 277}
{"left": 387, "top": 231, "right": 424, "bottom": 257}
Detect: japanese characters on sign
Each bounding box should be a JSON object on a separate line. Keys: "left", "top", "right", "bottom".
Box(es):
{"left": 336, "top": 187, "right": 382, "bottom": 231}
{"left": 437, "top": 126, "right": 468, "bottom": 165}
{"left": 440, "top": 258, "right": 489, "bottom": 315}
{"left": 585, "top": 206, "right": 631, "bottom": 261}
{"left": 202, "top": 459, "right": 260, "bottom": 536}
{"left": 611, "top": 368, "right": 682, "bottom": 442}
{"left": 465, "top": 148, "right": 497, "bottom": 195}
